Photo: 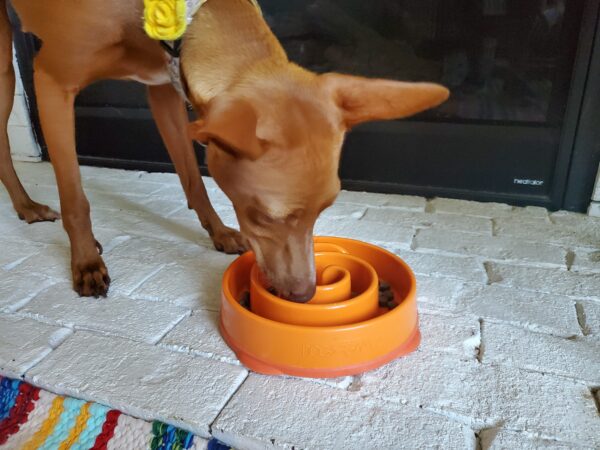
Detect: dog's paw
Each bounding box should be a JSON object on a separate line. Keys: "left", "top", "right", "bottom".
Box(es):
{"left": 16, "top": 201, "right": 61, "bottom": 224}
{"left": 72, "top": 255, "right": 111, "bottom": 298}
{"left": 212, "top": 226, "right": 249, "bottom": 255}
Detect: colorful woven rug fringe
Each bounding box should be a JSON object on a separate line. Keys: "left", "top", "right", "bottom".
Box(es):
{"left": 0, "top": 376, "right": 208, "bottom": 449}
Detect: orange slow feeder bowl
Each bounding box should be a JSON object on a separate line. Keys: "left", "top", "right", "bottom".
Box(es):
{"left": 219, "top": 236, "right": 420, "bottom": 378}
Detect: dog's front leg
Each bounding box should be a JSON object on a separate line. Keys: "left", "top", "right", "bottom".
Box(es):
{"left": 34, "top": 63, "right": 109, "bottom": 297}
{"left": 147, "top": 84, "right": 248, "bottom": 254}
{"left": 0, "top": 6, "right": 59, "bottom": 223}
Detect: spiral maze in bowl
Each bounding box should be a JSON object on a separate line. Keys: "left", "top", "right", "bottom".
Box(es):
{"left": 220, "top": 237, "right": 420, "bottom": 378}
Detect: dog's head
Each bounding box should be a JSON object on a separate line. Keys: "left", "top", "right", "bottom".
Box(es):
{"left": 189, "top": 70, "right": 448, "bottom": 302}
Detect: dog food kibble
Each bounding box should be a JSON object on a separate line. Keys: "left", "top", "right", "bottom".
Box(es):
{"left": 378, "top": 281, "right": 391, "bottom": 292}
{"left": 239, "top": 291, "right": 251, "bottom": 310}
{"left": 378, "top": 281, "right": 397, "bottom": 310}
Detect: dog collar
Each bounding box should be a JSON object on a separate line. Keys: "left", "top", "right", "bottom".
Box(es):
{"left": 144, "top": 0, "right": 261, "bottom": 101}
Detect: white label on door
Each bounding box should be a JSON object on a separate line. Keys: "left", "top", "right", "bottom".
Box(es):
{"left": 513, "top": 178, "right": 544, "bottom": 186}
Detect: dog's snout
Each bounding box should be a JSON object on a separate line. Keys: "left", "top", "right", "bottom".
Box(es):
{"left": 287, "top": 283, "right": 316, "bottom": 303}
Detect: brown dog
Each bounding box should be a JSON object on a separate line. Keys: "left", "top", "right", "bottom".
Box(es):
{"left": 0, "top": 0, "right": 448, "bottom": 301}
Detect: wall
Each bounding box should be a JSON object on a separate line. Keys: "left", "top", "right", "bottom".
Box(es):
{"left": 8, "top": 47, "right": 40, "bottom": 162}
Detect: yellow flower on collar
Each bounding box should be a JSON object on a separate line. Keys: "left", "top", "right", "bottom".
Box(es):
{"left": 144, "top": 0, "right": 187, "bottom": 41}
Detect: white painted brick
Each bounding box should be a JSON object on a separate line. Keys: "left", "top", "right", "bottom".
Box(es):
{"left": 8, "top": 125, "right": 39, "bottom": 160}
{"left": 315, "top": 218, "right": 414, "bottom": 247}
{"left": 571, "top": 248, "right": 600, "bottom": 274}
{"left": 106, "top": 235, "right": 209, "bottom": 262}
{"left": 393, "top": 249, "right": 487, "bottom": 283}
{"left": 0, "top": 268, "right": 55, "bottom": 312}
{"left": 0, "top": 315, "right": 71, "bottom": 378}
{"left": 9, "top": 94, "right": 30, "bottom": 127}
{"left": 83, "top": 176, "right": 164, "bottom": 197}
{"left": 212, "top": 375, "right": 468, "bottom": 450}
{"left": 13, "top": 244, "right": 71, "bottom": 281}
{"left": 588, "top": 202, "right": 600, "bottom": 218}
{"left": 363, "top": 207, "right": 492, "bottom": 235}
{"left": 418, "top": 311, "right": 481, "bottom": 360}
{"left": 140, "top": 198, "right": 187, "bottom": 217}
{"left": 102, "top": 255, "right": 166, "bottom": 295}
{"left": 202, "top": 176, "right": 220, "bottom": 191}
{"left": 0, "top": 239, "right": 42, "bottom": 270}
{"left": 550, "top": 210, "right": 600, "bottom": 230}
{"left": 170, "top": 205, "right": 213, "bottom": 222}
{"left": 79, "top": 165, "right": 144, "bottom": 180}
{"left": 137, "top": 171, "right": 179, "bottom": 184}
{"left": 486, "top": 262, "right": 600, "bottom": 301}
{"left": 4, "top": 222, "right": 68, "bottom": 247}
{"left": 92, "top": 210, "right": 206, "bottom": 244}
{"left": 17, "top": 183, "right": 59, "bottom": 207}
{"left": 319, "top": 202, "right": 366, "bottom": 220}
{"left": 479, "top": 428, "right": 590, "bottom": 450}
{"left": 455, "top": 284, "right": 581, "bottom": 338}
{"left": 482, "top": 322, "right": 600, "bottom": 385}
{"left": 159, "top": 310, "right": 237, "bottom": 363}
{"left": 207, "top": 188, "right": 235, "bottom": 208}
{"left": 18, "top": 282, "right": 189, "bottom": 344}
{"left": 132, "top": 255, "right": 233, "bottom": 310}
{"left": 85, "top": 192, "right": 175, "bottom": 214}
{"left": 382, "top": 194, "right": 428, "bottom": 211}
{"left": 429, "top": 197, "right": 513, "bottom": 218}
{"left": 336, "top": 190, "right": 426, "bottom": 211}
{"left": 358, "top": 351, "right": 600, "bottom": 446}
{"left": 494, "top": 216, "right": 599, "bottom": 248}
{"left": 150, "top": 183, "right": 186, "bottom": 199}
{"left": 511, "top": 205, "right": 551, "bottom": 220}
{"left": 414, "top": 228, "right": 567, "bottom": 267}
{"left": 577, "top": 300, "right": 600, "bottom": 337}
{"left": 14, "top": 161, "right": 56, "bottom": 185}
{"left": 415, "top": 274, "right": 465, "bottom": 311}
{"left": 159, "top": 312, "right": 356, "bottom": 391}
{"left": 13, "top": 50, "right": 24, "bottom": 95}
{"left": 26, "top": 332, "right": 247, "bottom": 438}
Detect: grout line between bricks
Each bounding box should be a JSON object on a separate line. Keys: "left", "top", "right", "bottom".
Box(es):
{"left": 591, "top": 387, "right": 600, "bottom": 414}
{"left": 122, "top": 263, "right": 170, "bottom": 296}
{"left": 490, "top": 218, "right": 498, "bottom": 237}
{"left": 151, "top": 309, "right": 192, "bottom": 346}
{"left": 4, "top": 280, "right": 59, "bottom": 314}
{"left": 208, "top": 371, "right": 251, "bottom": 438}
{"left": 347, "top": 374, "right": 363, "bottom": 392}
{"left": 18, "top": 327, "right": 75, "bottom": 379}
{"left": 574, "top": 303, "right": 591, "bottom": 336}
{"left": 475, "top": 318, "right": 483, "bottom": 363}
{"left": 473, "top": 429, "right": 483, "bottom": 450}
{"left": 2, "top": 254, "right": 34, "bottom": 271}
{"left": 409, "top": 228, "right": 419, "bottom": 251}
{"left": 482, "top": 262, "right": 498, "bottom": 285}
{"left": 565, "top": 249, "right": 576, "bottom": 270}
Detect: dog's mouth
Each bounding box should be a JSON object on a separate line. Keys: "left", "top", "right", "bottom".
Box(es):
{"left": 266, "top": 285, "right": 314, "bottom": 303}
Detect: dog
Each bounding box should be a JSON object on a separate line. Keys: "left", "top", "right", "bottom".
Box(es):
{"left": 0, "top": 0, "right": 448, "bottom": 302}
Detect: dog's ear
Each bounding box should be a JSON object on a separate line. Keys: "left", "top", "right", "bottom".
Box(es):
{"left": 321, "top": 73, "right": 449, "bottom": 129}
{"left": 189, "top": 97, "right": 266, "bottom": 160}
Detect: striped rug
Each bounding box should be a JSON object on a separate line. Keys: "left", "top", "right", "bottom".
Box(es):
{"left": 0, "top": 376, "right": 209, "bottom": 449}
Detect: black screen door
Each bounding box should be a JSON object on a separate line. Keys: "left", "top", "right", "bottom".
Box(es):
{"left": 11, "top": 0, "right": 600, "bottom": 211}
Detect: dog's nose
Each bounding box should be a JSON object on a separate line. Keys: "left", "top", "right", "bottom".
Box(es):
{"left": 287, "top": 284, "right": 316, "bottom": 303}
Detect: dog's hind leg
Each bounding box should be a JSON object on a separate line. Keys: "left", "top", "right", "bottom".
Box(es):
{"left": 147, "top": 83, "right": 248, "bottom": 254}
{"left": 0, "top": 0, "right": 59, "bottom": 223}
{"left": 34, "top": 58, "right": 109, "bottom": 297}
